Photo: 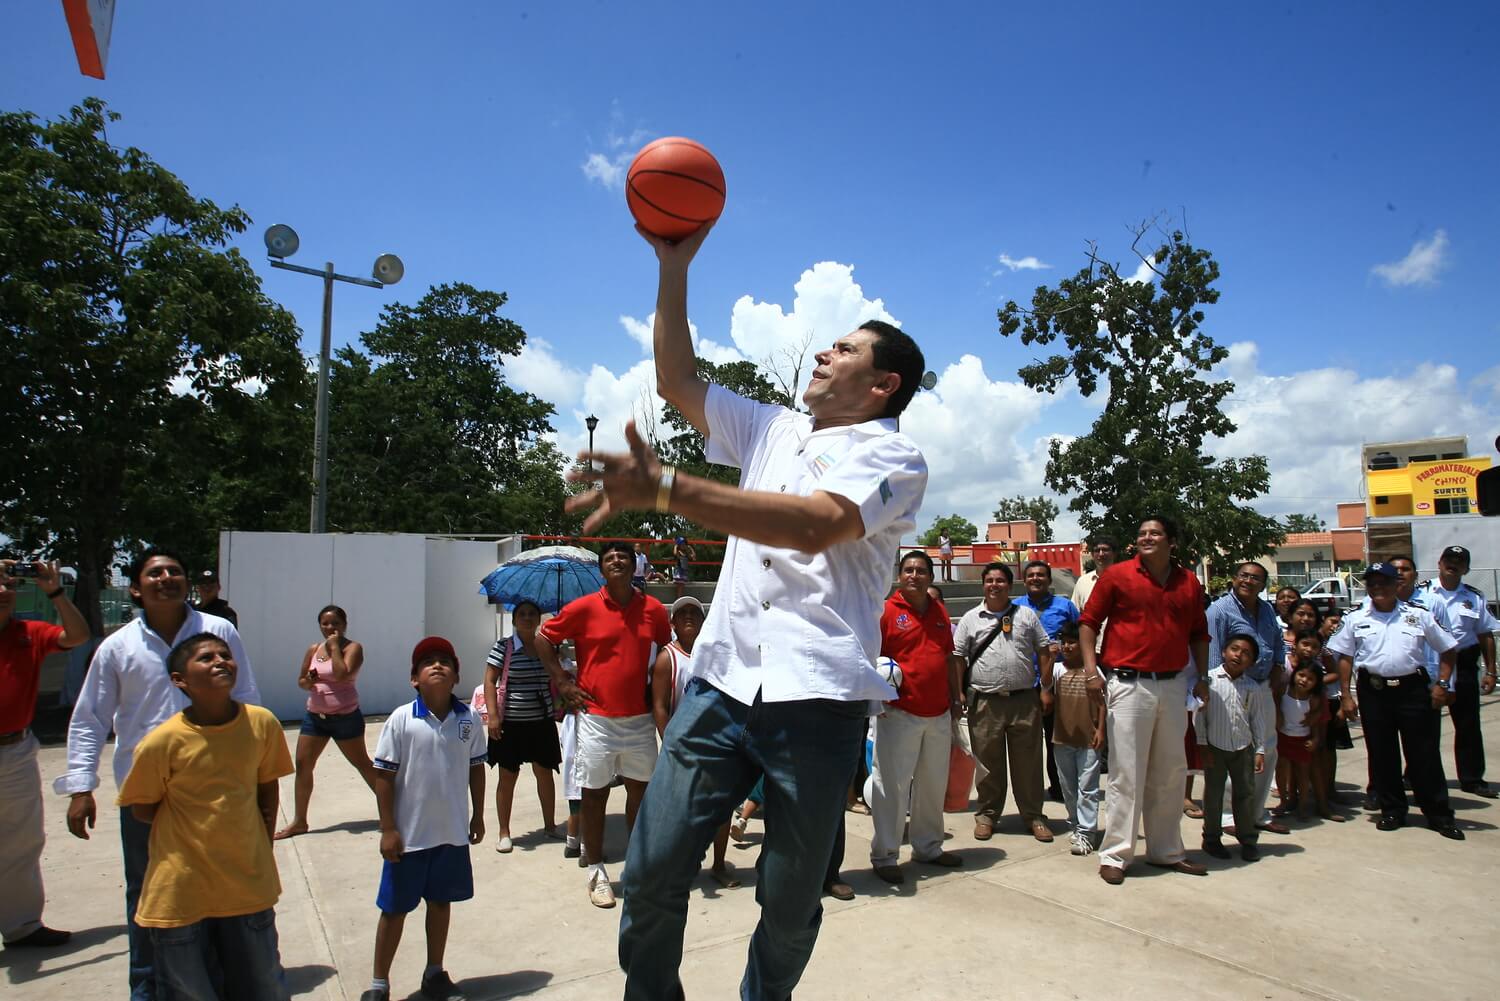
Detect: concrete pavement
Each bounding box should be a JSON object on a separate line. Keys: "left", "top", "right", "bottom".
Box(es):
{"left": 6, "top": 698, "right": 1499, "bottom": 1000}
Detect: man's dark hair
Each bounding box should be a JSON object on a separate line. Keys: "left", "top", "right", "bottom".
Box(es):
{"left": 1058, "top": 620, "right": 1081, "bottom": 643}
{"left": 126, "top": 546, "right": 186, "bottom": 608}
{"left": 1088, "top": 538, "right": 1117, "bottom": 552}
{"left": 1292, "top": 627, "right": 1324, "bottom": 649}
{"left": 168, "top": 632, "right": 230, "bottom": 677}
{"left": 859, "top": 320, "right": 925, "bottom": 419}
{"left": 1139, "top": 513, "right": 1178, "bottom": 541}
{"left": 1276, "top": 584, "right": 1302, "bottom": 599}
{"left": 599, "top": 540, "right": 635, "bottom": 567}
{"left": 1225, "top": 632, "right": 1261, "bottom": 660}
{"left": 927, "top": 584, "right": 945, "bottom": 603}
{"left": 982, "top": 561, "right": 1014, "bottom": 584}
{"left": 900, "top": 549, "right": 934, "bottom": 574}
{"left": 1022, "top": 560, "right": 1052, "bottom": 579}
{"left": 1386, "top": 554, "right": 1415, "bottom": 568}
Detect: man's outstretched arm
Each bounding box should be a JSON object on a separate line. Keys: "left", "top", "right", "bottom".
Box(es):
{"left": 571, "top": 421, "right": 871, "bottom": 554}
{"left": 641, "top": 223, "right": 713, "bottom": 435}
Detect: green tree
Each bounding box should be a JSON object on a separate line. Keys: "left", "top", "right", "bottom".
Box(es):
{"left": 919, "top": 515, "right": 979, "bottom": 547}
{"left": 996, "top": 224, "right": 1284, "bottom": 566}
{"left": 325, "top": 282, "right": 563, "bottom": 534}
{"left": 1282, "top": 512, "right": 1326, "bottom": 533}
{"left": 992, "top": 494, "right": 1060, "bottom": 541}
{"left": 0, "top": 99, "right": 311, "bottom": 630}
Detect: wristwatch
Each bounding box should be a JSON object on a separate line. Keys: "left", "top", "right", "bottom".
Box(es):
{"left": 1435, "top": 679, "right": 1453, "bottom": 692}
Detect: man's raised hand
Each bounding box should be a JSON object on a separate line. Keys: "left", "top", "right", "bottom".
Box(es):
{"left": 567, "top": 420, "right": 664, "bottom": 535}
{"left": 636, "top": 220, "right": 714, "bottom": 269}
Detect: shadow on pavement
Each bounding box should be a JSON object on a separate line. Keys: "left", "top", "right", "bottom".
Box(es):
{"left": 0, "top": 924, "right": 129, "bottom": 984}
{"left": 399, "top": 969, "right": 552, "bottom": 1000}
{"left": 283, "top": 963, "right": 336, "bottom": 994}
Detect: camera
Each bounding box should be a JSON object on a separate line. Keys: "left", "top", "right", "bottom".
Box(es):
{"left": 5, "top": 561, "right": 38, "bottom": 578}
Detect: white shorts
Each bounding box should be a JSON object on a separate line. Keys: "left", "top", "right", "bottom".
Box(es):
{"left": 560, "top": 714, "right": 581, "bottom": 802}
{"left": 574, "top": 712, "right": 658, "bottom": 789}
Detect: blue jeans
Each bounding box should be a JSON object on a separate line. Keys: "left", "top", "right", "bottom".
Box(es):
{"left": 121, "top": 806, "right": 156, "bottom": 1001}
{"left": 1053, "top": 743, "right": 1102, "bottom": 833}
{"left": 619, "top": 679, "right": 866, "bottom": 1001}
{"left": 150, "top": 908, "right": 288, "bottom": 1001}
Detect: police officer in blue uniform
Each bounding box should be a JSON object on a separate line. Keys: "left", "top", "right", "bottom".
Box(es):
{"left": 1329, "top": 562, "right": 1463, "bottom": 839}
{"left": 1415, "top": 545, "right": 1500, "bottom": 798}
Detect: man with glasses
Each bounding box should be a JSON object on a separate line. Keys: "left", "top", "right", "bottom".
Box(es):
{"left": 1204, "top": 562, "right": 1289, "bottom": 837}
{"left": 1328, "top": 562, "right": 1462, "bottom": 840}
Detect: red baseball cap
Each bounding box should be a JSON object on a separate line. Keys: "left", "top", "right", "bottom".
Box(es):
{"left": 410, "top": 636, "right": 460, "bottom": 672}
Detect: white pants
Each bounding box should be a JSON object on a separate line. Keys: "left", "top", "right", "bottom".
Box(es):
{"left": 1099, "top": 673, "right": 1188, "bottom": 870}
{"left": 574, "top": 712, "right": 657, "bottom": 789}
{"left": 868, "top": 708, "right": 952, "bottom": 865}
{"left": 0, "top": 734, "right": 47, "bottom": 941}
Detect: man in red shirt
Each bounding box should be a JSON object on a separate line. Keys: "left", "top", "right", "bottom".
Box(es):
{"left": 1079, "top": 516, "right": 1209, "bottom": 885}
{"left": 1, "top": 559, "right": 90, "bottom": 948}
{"left": 537, "top": 541, "right": 670, "bottom": 909}
{"left": 868, "top": 551, "right": 962, "bottom": 883}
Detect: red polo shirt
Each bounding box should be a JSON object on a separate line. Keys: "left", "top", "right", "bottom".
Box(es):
{"left": 540, "top": 588, "right": 670, "bottom": 717}
{"left": 0, "top": 619, "right": 65, "bottom": 733}
{"left": 880, "top": 592, "right": 955, "bottom": 717}
{"left": 1079, "top": 557, "right": 1207, "bottom": 673}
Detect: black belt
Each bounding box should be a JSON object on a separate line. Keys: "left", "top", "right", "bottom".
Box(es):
{"left": 0, "top": 729, "right": 29, "bottom": 745}
{"left": 1358, "top": 669, "right": 1428, "bottom": 690}
{"left": 1108, "top": 668, "right": 1180, "bottom": 681}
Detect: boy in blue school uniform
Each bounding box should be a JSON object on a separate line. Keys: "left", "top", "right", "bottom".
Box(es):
{"left": 362, "top": 637, "right": 486, "bottom": 1001}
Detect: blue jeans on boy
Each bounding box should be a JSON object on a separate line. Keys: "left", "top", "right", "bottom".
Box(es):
{"left": 1053, "top": 743, "right": 1102, "bottom": 833}
{"left": 121, "top": 806, "right": 156, "bottom": 1001}
{"left": 150, "top": 908, "right": 288, "bottom": 1001}
{"left": 619, "top": 679, "right": 866, "bottom": 1001}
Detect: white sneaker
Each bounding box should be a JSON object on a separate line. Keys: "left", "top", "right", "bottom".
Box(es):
{"left": 1069, "top": 831, "right": 1093, "bottom": 856}
{"left": 588, "top": 869, "right": 616, "bottom": 909}
{"left": 495, "top": 834, "right": 513, "bottom": 854}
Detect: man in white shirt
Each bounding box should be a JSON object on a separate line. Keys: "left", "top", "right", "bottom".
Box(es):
{"left": 54, "top": 548, "right": 259, "bottom": 1001}
{"left": 576, "top": 222, "right": 928, "bottom": 1001}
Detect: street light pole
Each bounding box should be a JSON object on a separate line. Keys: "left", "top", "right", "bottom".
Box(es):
{"left": 311, "top": 262, "right": 335, "bottom": 534}
{"left": 264, "top": 225, "right": 403, "bottom": 533}
{"left": 586, "top": 414, "right": 599, "bottom": 468}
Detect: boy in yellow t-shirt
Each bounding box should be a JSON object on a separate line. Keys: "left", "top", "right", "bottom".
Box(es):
{"left": 118, "top": 632, "right": 294, "bottom": 1001}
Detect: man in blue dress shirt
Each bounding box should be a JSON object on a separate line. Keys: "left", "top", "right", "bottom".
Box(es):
{"left": 1017, "top": 560, "right": 1080, "bottom": 801}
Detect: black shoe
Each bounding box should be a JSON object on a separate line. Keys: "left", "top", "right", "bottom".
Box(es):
{"left": 1201, "top": 840, "right": 1231, "bottom": 859}
{"left": 563, "top": 841, "right": 580, "bottom": 858}
{"left": 359, "top": 992, "right": 389, "bottom": 1001}
{"left": 1462, "top": 784, "right": 1500, "bottom": 800}
{"left": 1375, "top": 815, "right": 1404, "bottom": 832}
{"left": 420, "top": 969, "right": 465, "bottom": 1000}
{"left": 1240, "top": 843, "right": 1260, "bottom": 862}
{"left": 4, "top": 926, "right": 72, "bottom": 949}
{"left": 1432, "top": 821, "right": 1466, "bottom": 841}
{"left": 1361, "top": 795, "right": 1380, "bottom": 812}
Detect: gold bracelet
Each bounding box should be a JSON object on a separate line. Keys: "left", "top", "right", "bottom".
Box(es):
{"left": 655, "top": 465, "right": 676, "bottom": 512}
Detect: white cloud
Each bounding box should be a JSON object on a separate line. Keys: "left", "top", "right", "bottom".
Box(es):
{"left": 996, "top": 253, "right": 1051, "bottom": 272}
{"left": 582, "top": 152, "right": 632, "bottom": 189}
{"left": 617, "top": 314, "right": 741, "bottom": 365}
{"left": 1210, "top": 340, "right": 1500, "bottom": 522}
{"left": 1371, "top": 229, "right": 1449, "bottom": 287}
{"left": 508, "top": 336, "right": 585, "bottom": 407}
{"left": 582, "top": 105, "right": 651, "bottom": 190}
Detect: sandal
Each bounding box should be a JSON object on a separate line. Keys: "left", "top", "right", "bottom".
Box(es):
{"left": 1182, "top": 801, "right": 1204, "bottom": 819}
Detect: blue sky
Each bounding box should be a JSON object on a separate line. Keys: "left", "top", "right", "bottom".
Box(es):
{"left": 5, "top": 2, "right": 1498, "bottom": 541}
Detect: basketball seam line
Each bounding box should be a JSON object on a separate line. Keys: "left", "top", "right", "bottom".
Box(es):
{"left": 629, "top": 169, "right": 725, "bottom": 198}
{"left": 628, "top": 186, "right": 722, "bottom": 224}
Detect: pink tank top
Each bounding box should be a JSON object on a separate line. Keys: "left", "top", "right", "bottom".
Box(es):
{"left": 306, "top": 646, "right": 360, "bottom": 714}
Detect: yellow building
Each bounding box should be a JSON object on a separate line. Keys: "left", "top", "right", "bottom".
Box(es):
{"left": 1364, "top": 437, "right": 1491, "bottom": 516}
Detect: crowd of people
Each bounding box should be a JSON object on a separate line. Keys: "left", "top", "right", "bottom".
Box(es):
{"left": 1, "top": 215, "right": 1495, "bottom": 1001}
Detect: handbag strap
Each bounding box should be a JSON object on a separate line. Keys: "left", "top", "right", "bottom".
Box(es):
{"left": 493, "top": 636, "right": 514, "bottom": 727}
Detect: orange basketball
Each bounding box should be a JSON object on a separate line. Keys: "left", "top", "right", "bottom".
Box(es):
{"left": 626, "top": 137, "right": 726, "bottom": 240}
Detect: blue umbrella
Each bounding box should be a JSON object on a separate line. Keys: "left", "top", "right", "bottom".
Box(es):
{"left": 478, "top": 545, "right": 605, "bottom": 613}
